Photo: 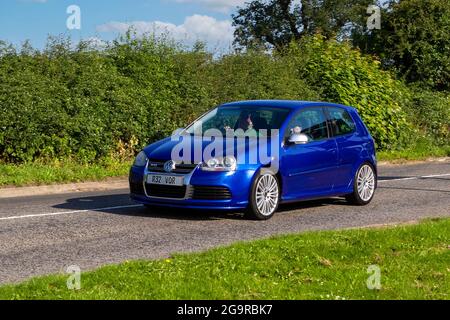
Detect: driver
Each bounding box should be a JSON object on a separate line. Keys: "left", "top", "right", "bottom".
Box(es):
{"left": 226, "top": 112, "right": 257, "bottom": 137}
{"left": 237, "top": 113, "right": 253, "bottom": 131}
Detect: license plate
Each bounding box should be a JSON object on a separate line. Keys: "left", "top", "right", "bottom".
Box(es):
{"left": 147, "top": 174, "right": 184, "bottom": 186}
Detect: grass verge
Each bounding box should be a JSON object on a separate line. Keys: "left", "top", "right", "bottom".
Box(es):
{"left": 0, "top": 159, "right": 131, "bottom": 187}
{"left": 378, "top": 140, "right": 450, "bottom": 162}
{"left": 0, "top": 218, "right": 448, "bottom": 300}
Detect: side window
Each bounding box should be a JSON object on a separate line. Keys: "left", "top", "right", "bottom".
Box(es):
{"left": 327, "top": 107, "right": 356, "bottom": 136}
{"left": 286, "top": 108, "right": 329, "bottom": 142}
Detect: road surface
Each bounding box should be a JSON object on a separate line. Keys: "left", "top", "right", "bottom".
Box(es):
{"left": 0, "top": 161, "right": 449, "bottom": 285}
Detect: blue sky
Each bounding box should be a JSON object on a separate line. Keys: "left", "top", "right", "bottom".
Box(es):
{"left": 0, "top": 0, "right": 247, "bottom": 50}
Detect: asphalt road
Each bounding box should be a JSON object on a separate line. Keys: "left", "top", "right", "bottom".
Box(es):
{"left": 0, "top": 161, "right": 449, "bottom": 285}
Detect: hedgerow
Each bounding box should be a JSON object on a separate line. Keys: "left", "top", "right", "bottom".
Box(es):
{"left": 285, "top": 36, "right": 413, "bottom": 150}
{"left": 0, "top": 34, "right": 447, "bottom": 164}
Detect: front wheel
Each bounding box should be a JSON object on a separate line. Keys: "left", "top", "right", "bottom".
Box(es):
{"left": 245, "top": 172, "right": 280, "bottom": 220}
{"left": 346, "top": 163, "right": 376, "bottom": 205}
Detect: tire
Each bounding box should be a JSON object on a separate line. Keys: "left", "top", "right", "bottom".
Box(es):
{"left": 346, "top": 163, "right": 377, "bottom": 205}
{"left": 245, "top": 171, "right": 280, "bottom": 220}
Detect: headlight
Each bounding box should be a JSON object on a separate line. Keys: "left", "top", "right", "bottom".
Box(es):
{"left": 223, "top": 155, "right": 237, "bottom": 168}
{"left": 201, "top": 156, "right": 237, "bottom": 171}
{"left": 133, "top": 151, "right": 148, "bottom": 167}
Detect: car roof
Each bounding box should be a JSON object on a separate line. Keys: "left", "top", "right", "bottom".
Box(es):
{"left": 220, "top": 100, "right": 355, "bottom": 111}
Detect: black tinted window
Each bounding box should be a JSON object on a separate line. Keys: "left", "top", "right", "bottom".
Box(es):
{"left": 327, "top": 108, "right": 356, "bottom": 136}
{"left": 287, "top": 108, "right": 329, "bottom": 141}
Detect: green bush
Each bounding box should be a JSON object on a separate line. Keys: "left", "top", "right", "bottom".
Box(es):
{"left": 0, "top": 34, "right": 447, "bottom": 164}
{"left": 0, "top": 36, "right": 206, "bottom": 163}
{"left": 206, "top": 50, "right": 320, "bottom": 104}
{"left": 0, "top": 35, "right": 321, "bottom": 164}
{"left": 286, "top": 36, "right": 413, "bottom": 150}
{"left": 404, "top": 87, "right": 450, "bottom": 146}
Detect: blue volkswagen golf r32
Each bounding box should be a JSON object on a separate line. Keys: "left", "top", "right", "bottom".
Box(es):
{"left": 129, "top": 100, "right": 377, "bottom": 220}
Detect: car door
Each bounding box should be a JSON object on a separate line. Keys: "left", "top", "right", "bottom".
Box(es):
{"left": 280, "top": 107, "right": 338, "bottom": 200}
{"left": 325, "top": 107, "right": 363, "bottom": 190}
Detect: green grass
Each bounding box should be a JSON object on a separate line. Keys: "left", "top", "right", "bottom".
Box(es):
{"left": 1, "top": 219, "right": 448, "bottom": 300}
{"left": 378, "top": 140, "right": 450, "bottom": 162}
{"left": 0, "top": 158, "right": 131, "bottom": 187}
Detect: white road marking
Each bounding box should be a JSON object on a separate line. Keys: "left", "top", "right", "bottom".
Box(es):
{"left": 378, "top": 173, "right": 450, "bottom": 183}
{"left": 379, "top": 177, "right": 417, "bottom": 182}
{"left": 0, "top": 204, "right": 142, "bottom": 221}
{"left": 0, "top": 173, "right": 448, "bottom": 222}
{"left": 422, "top": 173, "right": 450, "bottom": 178}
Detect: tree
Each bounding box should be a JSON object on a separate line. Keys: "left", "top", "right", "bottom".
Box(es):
{"left": 353, "top": 0, "right": 450, "bottom": 91}
{"left": 232, "top": 0, "right": 372, "bottom": 50}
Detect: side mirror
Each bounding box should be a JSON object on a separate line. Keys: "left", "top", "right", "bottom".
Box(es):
{"left": 288, "top": 133, "right": 309, "bottom": 145}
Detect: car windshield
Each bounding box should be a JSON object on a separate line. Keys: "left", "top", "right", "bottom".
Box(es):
{"left": 185, "top": 106, "right": 291, "bottom": 137}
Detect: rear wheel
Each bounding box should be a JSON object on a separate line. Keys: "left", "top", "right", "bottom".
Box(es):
{"left": 346, "top": 163, "right": 376, "bottom": 205}
{"left": 245, "top": 172, "right": 280, "bottom": 220}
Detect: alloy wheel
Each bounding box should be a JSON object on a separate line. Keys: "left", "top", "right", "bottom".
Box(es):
{"left": 357, "top": 165, "right": 375, "bottom": 202}
{"left": 255, "top": 174, "right": 280, "bottom": 216}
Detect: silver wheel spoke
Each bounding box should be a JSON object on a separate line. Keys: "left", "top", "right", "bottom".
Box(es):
{"left": 255, "top": 174, "right": 279, "bottom": 216}
{"left": 356, "top": 165, "right": 375, "bottom": 202}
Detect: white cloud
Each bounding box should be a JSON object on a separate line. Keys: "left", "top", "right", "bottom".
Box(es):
{"left": 97, "top": 15, "right": 234, "bottom": 49}
{"left": 171, "top": 0, "right": 247, "bottom": 13}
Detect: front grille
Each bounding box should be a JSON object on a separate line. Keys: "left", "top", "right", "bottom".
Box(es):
{"left": 192, "top": 186, "right": 232, "bottom": 200}
{"left": 147, "top": 160, "right": 198, "bottom": 174}
{"left": 145, "top": 184, "right": 187, "bottom": 199}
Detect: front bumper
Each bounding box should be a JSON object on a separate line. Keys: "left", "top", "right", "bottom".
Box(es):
{"left": 129, "top": 165, "right": 257, "bottom": 210}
